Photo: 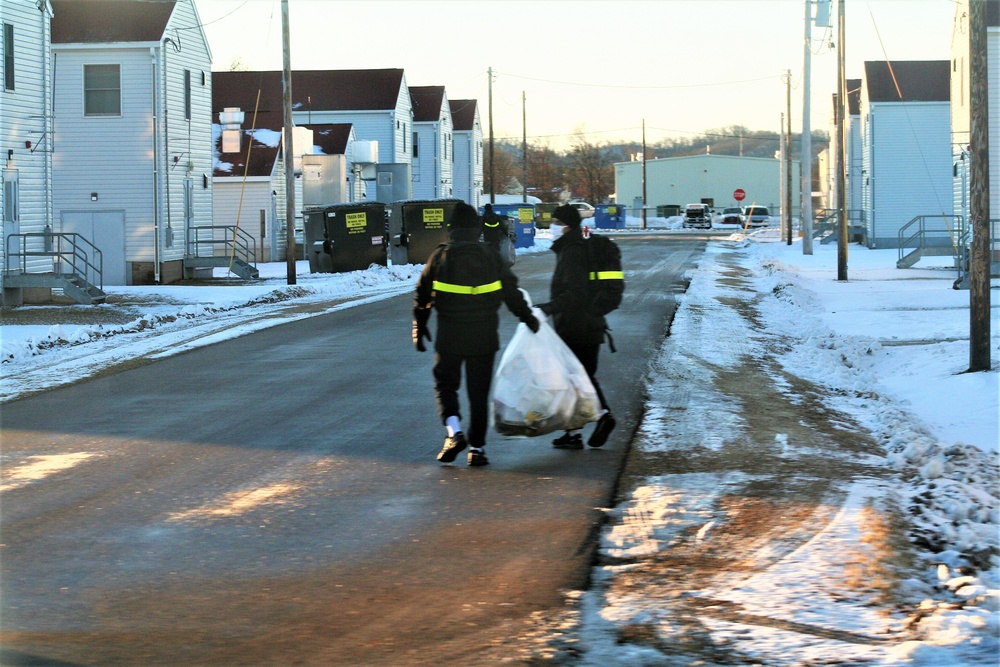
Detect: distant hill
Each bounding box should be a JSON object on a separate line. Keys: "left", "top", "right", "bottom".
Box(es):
{"left": 632, "top": 125, "right": 829, "bottom": 161}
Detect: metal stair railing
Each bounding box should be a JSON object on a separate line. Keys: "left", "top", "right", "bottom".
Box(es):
{"left": 812, "top": 208, "right": 839, "bottom": 240}
{"left": 186, "top": 225, "right": 258, "bottom": 276}
{"left": 896, "top": 214, "right": 965, "bottom": 269}
{"left": 954, "top": 218, "right": 1000, "bottom": 289}
{"left": 812, "top": 209, "right": 865, "bottom": 244}
{"left": 5, "top": 232, "right": 104, "bottom": 293}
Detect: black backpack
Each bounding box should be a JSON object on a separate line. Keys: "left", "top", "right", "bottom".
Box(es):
{"left": 585, "top": 233, "right": 624, "bottom": 316}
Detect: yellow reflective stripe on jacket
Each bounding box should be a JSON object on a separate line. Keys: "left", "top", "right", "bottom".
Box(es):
{"left": 484, "top": 220, "right": 500, "bottom": 228}
{"left": 589, "top": 271, "right": 625, "bottom": 281}
{"left": 432, "top": 280, "right": 502, "bottom": 295}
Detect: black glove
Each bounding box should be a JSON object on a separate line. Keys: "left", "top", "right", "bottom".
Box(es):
{"left": 524, "top": 314, "right": 540, "bottom": 334}
{"left": 412, "top": 319, "right": 432, "bottom": 352}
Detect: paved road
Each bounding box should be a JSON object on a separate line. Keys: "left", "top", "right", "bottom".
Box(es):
{"left": 0, "top": 234, "right": 705, "bottom": 666}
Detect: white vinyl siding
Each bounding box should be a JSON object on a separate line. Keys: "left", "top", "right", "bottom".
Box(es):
{"left": 846, "top": 114, "right": 863, "bottom": 227}
{"left": 452, "top": 104, "right": 483, "bottom": 208}
{"left": 411, "top": 92, "right": 454, "bottom": 200}
{"left": 53, "top": 47, "right": 157, "bottom": 266}
{"left": 952, "top": 15, "right": 1000, "bottom": 228}
{"left": 51, "top": 0, "right": 212, "bottom": 282}
{"left": 863, "top": 103, "right": 953, "bottom": 248}
{"left": 158, "top": 0, "right": 213, "bottom": 264}
{"left": 1, "top": 0, "right": 53, "bottom": 280}
{"left": 213, "top": 179, "right": 276, "bottom": 261}
{"left": 411, "top": 125, "right": 435, "bottom": 199}
{"left": 991, "top": 28, "right": 1000, "bottom": 220}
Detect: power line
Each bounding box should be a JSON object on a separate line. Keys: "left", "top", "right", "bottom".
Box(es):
{"left": 495, "top": 70, "right": 782, "bottom": 90}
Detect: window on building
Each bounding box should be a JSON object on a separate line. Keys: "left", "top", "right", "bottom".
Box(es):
{"left": 84, "top": 64, "right": 121, "bottom": 116}
{"left": 184, "top": 69, "right": 191, "bottom": 120}
{"left": 3, "top": 23, "right": 14, "bottom": 91}
{"left": 402, "top": 123, "right": 407, "bottom": 153}
{"left": 413, "top": 132, "right": 419, "bottom": 158}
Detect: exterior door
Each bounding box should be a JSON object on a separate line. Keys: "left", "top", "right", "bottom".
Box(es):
{"left": 3, "top": 168, "right": 21, "bottom": 270}
{"left": 59, "top": 210, "right": 127, "bottom": 285}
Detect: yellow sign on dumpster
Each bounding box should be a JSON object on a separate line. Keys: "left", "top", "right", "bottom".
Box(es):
{"left": 424, "top": 208, "right": 445, "bottom": 228}
{"left": 345, "top": 212, "right": 367, "bottom": 234}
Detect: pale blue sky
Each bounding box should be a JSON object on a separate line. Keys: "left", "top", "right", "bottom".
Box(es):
{"left": 194, "top": 0, "right": 958, "bottom": 149}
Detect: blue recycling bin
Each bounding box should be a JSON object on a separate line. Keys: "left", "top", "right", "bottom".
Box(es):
{"left": 488, "top": 203, "right": 536, "bottom": 248}
{"left": 594, "top": 204, "right": 626, "bottom": 229}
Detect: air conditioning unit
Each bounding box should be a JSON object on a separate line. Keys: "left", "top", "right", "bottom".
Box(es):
{"left": 354, "top": 140, "right": 378, "bottom": 164}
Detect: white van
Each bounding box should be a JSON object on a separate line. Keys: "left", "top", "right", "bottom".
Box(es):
{"left": 743, "top": 206, "right": 770, "bottom": 227}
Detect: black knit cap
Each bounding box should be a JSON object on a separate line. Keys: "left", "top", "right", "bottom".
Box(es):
{"left": 552, "top": 204, "right": 581, "bottom": 228}
{"left": 449, "top": 202, "right": 481, "bottom": 229}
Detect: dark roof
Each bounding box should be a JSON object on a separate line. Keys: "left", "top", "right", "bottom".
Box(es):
{"left": 990, "top": 0, "right": 1000, "bottom": 27}
{"left": 301, "top": 123, "right": 353, "bottom": 155}
{"left": 213, "top": 69, "right": 407, "bottom": 115}
{"left": 212, "top": 117, "right": 353, "bottom": 179}
{"left": 409, "top": 86, "right": 446, "bottom": 122}
{"left": 863, "top": 61, "right": 950, "bottom": 103}
{"left": 846, "top": 78, "right": 862, "bottom": 116}
{"left": 449, "top": 100, "right": 478, "bottom": 131}
{"left": 52, "top": 0, "right": 175, "bottom": 44}
{"left": 213, "top": 71, "right": 286, "bottom": 117}
{"left": 212, "top": 111, "right": 281, "bottom": 179}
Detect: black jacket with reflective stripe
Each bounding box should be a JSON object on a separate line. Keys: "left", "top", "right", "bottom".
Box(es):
{"left": 545, "top": 228, "right": 607, "bottom": 347}
{"left": 414, "top": 233, "right": 533, "bottom": 356}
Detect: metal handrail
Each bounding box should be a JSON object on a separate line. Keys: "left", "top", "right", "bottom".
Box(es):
{"left": 897, "top": 214, "right": 965, "bottom": 263}
{"left": 955, "top": 218, "right": 1000, "bottom": 287}
{"left": 5, "top": 232, "right": 103, "bottom": 291}
{"left": 187, "top": 225, "right": 257, "bottom": 267}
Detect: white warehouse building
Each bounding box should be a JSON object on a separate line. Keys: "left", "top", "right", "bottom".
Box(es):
{"left": 614, "top": 154, "right": 800, "bottom": 218}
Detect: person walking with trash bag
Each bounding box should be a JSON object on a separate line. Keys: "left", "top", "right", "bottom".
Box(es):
{"left": 535, "top": 204, "right": 620, "bottom": 450}
{"left": 481, "top": 203, "right": 516, "bottom": 267}
{"left": 413, "top": 202, "right": 540, "bottom": 466}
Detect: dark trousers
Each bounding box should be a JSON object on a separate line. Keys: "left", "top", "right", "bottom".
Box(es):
{"left": 565, "top": 341, "right": 609, "bottom": 413}
{"left": 432, "top": 351, "right": 496, "bottom": 448}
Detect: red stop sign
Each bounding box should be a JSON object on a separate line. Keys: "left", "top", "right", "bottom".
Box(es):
{"left": 734, "top": 188, "right": 746, "bottom": 202}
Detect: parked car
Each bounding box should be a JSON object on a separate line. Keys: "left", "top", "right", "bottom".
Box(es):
{"left": 719, "top": 207, "right": 745, "bottom": 226}
{"left": 568, "top": 201, "right": 595, "bottom": 218}
{"left": 683, "top": 203, "right": 712, "bottom": 229}
{"left": 743, "top": 206, "right": 771, "bottom": 227}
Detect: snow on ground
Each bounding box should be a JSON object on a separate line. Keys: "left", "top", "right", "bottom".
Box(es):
{"left": 574, "top": 225, "right": 999, "bottom": 666}
{"left": 2, "top": 218, "right": 997, "bottom": 664}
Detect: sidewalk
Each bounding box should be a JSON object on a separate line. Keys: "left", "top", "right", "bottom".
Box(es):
{"left": 555, "top": 232, "right": 999, "bottom": 665}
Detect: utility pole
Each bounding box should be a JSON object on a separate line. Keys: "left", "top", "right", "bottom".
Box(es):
{"left": 488, "top": 67, "right": 495, "bottom": 205}
{"left": 968, "top": 0, "right": 991, "bottom": 371}
{"left": 780, "top": 112, "right": 786, "bottom": 238}
{"left": 522, "top": 91, "right": 527, "bottom": 203}
{"left": 801, "top": 0, "right": 814, "bottom": 254}
{"left": 785, "top": 69, "right": 793, "bottom": 246}
{"left": 641, "top": 119, "right": 647, "bottom": 230}
{"left": 281, "top": 0, "right": 296, "bottom": 285}
{"left": 836, "top": 0, "right": 848, "bottom": 280}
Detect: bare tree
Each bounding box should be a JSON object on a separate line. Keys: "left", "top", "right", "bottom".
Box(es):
{"left": 526, "top": 142, "right": 564, "bottom": 201}
{"left": 568, "top": 131, "right": 615, "bottom": 203}
{"left": 228, "top": 56, "right": 250, "bottom": 72}
{"left": 483, "top": 142, "right": 519, "bottom": 199}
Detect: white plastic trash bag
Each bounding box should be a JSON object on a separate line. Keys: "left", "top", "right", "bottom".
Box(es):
{"left": 492, "top": 307, "right": 601, "bottom": 437}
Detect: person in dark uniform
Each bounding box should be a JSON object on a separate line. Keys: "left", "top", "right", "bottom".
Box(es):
{"left": 413, "top": 202, "right": 539, "bottom": 466}
{"left": 481, "top": 203, "right": 515, "bottom": 262}
{"left": 536, "top": 204, "right": 617, "bottom": 450}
